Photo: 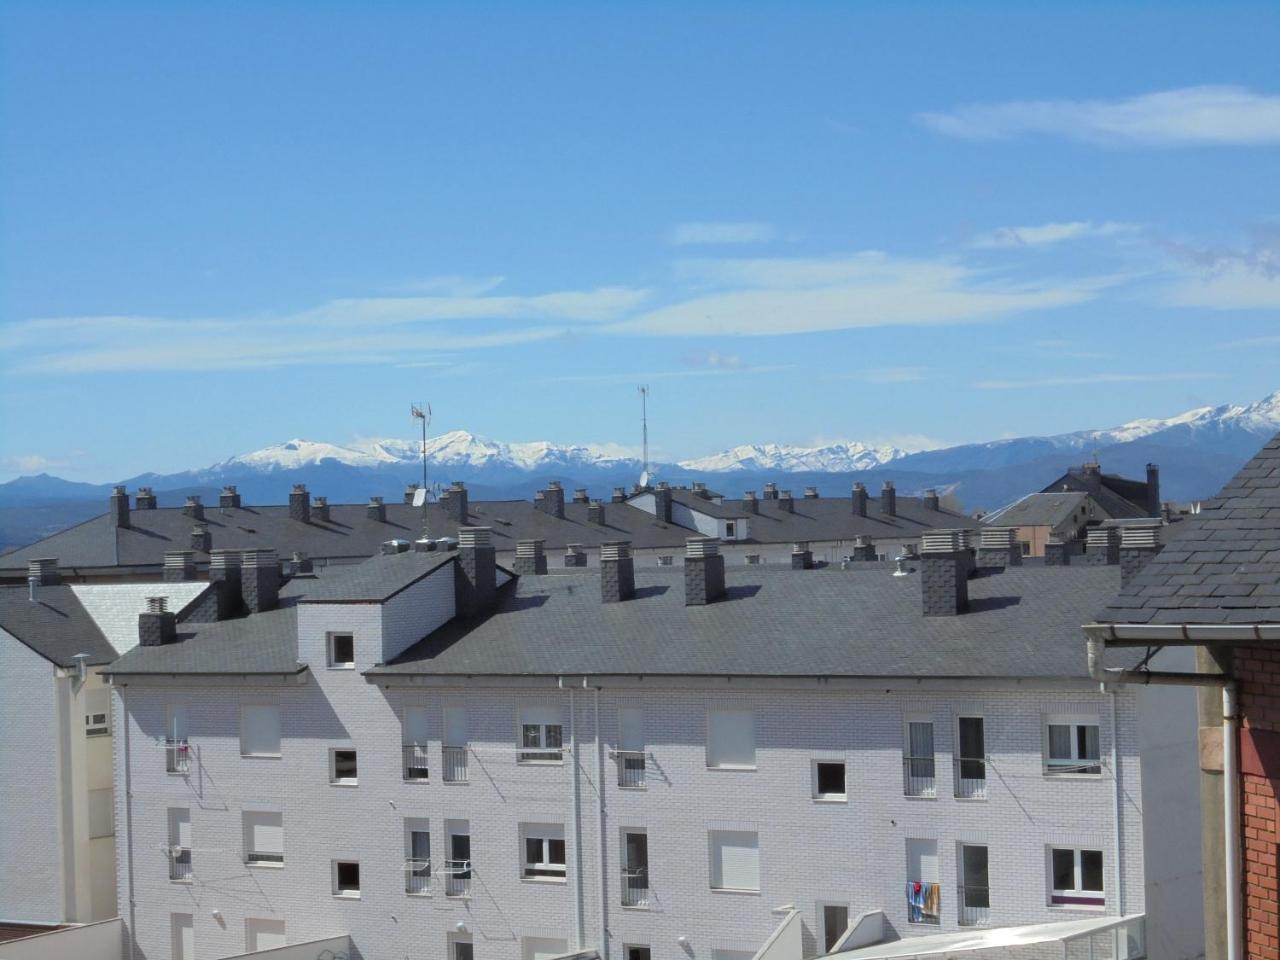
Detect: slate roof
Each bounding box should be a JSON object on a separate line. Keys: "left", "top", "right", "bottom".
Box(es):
{"left": 1043, "top": 469, "right": 1154, "bottom": 520}
{"left": 982, "top": 492, "right": 1090, "bottom": 529}
{"left": 70, "top": 582, "right": 213, "bottom": 656}
{"left": 0, "top": 583, "right": 117, "bottom": 667}
{"left": 296, "top": 550, "right": 455, "bottom": 603}
{"left": 371, "top": 563, "right": 1125, "bottom": 680}
{"left": 664, "top": 489, "right": 745, "bottom": 519}
{"left": 1097, "top": 432, "right": 1280, "bottom": 625}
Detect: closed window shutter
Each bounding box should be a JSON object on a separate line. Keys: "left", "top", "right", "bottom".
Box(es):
{"left": 404, "top": 707, "right": 429, "bottom": 745}
{"left": 445, "top": 707, "right": 468, "bottom": 745}
{"left": 169, "top": 808, "right": 191, "bottom": 848}
{"left": 619, "top": 707, "right": 644, "bottom": 752}
{"left": 906, "top": 838, "right": 938, "bottom": 882}
{"left": 708, "top": 710, "right": 755, "bottom": 767}
{"left": 248, "top": 813, "right": 284, "bottom": 855}
{"left": 710, "top": 830, "right": 759, "bottom": 890}
{"left": 167, "top": 705, "right": 189, "bottom": 741}
{"left": 522, "top": 706, "right": 561, "bottom": 728}
{"left": 242, "top": 706, "right": 280, "bottom": 755}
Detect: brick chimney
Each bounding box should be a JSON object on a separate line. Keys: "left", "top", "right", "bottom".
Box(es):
{"left": 163, "top": 550, "right": 196, "bottom": 582}
{"left": 684, "top": 537, "right": 726, "bottom": 606}
{"left": 791, "top": 541, "right": 813, "bottom": 570}
{"left": 742, "top": 491, "right": 759, "bottom": 514}
{"left": 291, "top": 551, "right": 313, "bottom": 574}
{"left": 653, "top": 482, "right": 673, "bottom": 523}
{"left": 403, "top": 483, "right": 420, "bottom": 505}
{"left": 1044, "top": 536, "right": 1070, "bottom": 566}
{"left": 923, "top": 488, "right": 940, "bottom": 511}
{"left": 564, "top": 544, "right": 587, "bottom": 568}
{"left": 763, "top": 482, "right": 779, "bottom": 500}
{"left": 240, "top": 548, "right": 280, "bottom": 613}
{"left": 573, "top": 488, "right": 590, "bottom": 504}
{"left": 190, "top": 525, "right": 211, "bottom": 553}
{"left": 611, "top": 486, "right": 627, "bottom": 503}
{"left": 1145, "top": 463, "right": 1161, "bottom": 517}
{"left": 138, "top": 597, "right": 177, "bottom": 647}
{"left": 587, "top": 500, "right": 606, "bottom": 525}
{"left": 183, "top": 496, "right": 204, "bottom": 521}
{"left": 135, "top": 487, "right": 157, "bottom": 510}
{"left": 803, "top": 487, "right": 819, "bottom": 499}
{"left": 514, "top": 539, "right": 548, "bottom": 575}
{"left": 1084, "top": 525, "right": 1120, "bottom": 565}
{"left": 1119, "top": 522, "right": 1163, "bottom": 588}
{"left": 880, "top": 481, "right": 897, "bottom": 517}
{"left": 852, "top": 483, "right": 868, "bottom": 517}
{"left": 209, "top": 550, "right": 243, "bottom": 619}
{"left": 367, "top": 497, "right": 386, "bottom": 522}
{"left": 600, "top": 541, "right": 635, "bottom": 603}
{"left": 441, "top": 481, "right": 469, "bottom": 523}
{"left": 920, "top": 530, "right": 969, "bottom": 617}
{"left": 852, "top": 535, "right": 876, "bottom": 562}
{"left": 289, "top": 484, "right": 311, "bottom": 523}
{"left": 977, "top": 527, "right": 1021, "bottom": 569}
{"left": 219, "top": 485, "right": 241, "bottom": 509}
{"left": 455, "top": 527, "right": 497, "bottom": 616}
{"left": 777, "top": 490, "right": 795, "bottom": 514}
{"left": 312, "top": 496, "right": 330, "bottom": 523}
{"left": 110, "top": 485, "right": 130, "bottom": 527}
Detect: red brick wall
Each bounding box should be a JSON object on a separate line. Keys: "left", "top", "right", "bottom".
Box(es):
{"left": 1236, "top": 645, "right": 1280, "bottom": 960}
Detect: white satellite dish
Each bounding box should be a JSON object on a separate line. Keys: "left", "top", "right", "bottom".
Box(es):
{"left": 412, "top": 488, "right": 427, "bottom": 507}
{"left": 638, "top": 469, "right": 650, "bottom": 488}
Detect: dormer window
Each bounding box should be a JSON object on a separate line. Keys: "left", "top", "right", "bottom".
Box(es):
{"left": 328, "top": 633, "right": 355, "bottom": 669}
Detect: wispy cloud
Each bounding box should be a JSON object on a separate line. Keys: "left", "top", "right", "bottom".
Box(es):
{"left": 920, "top": 86, "right": 1280, "bottom": 146}
{"left": 1, "top": 452, "right": 83, "bottom": 473}
{"left": 970, "top": 221, "right": 1138, "bottom": 249}
{"left": 974, "top": 372, "right": 1222, "bottom": 390}
{"left": 667, "top": 222, "right": 775, "bottom": 246}
{"left": 822, "top": 366, "right": 928, "bottom": 384}
{"left": 546, "top": 364, "right": 796, "bottom": 384}
{"left": 682, "top": 349, "right": 744, "bottom": 369}
{"left": 1158, "top": 229, "right": 1280, "bottom": 309}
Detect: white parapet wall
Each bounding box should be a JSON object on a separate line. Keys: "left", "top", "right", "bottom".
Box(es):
{"left": 221, "top": 934, "right": 352, "bottom": 960}
{"left": 0, "top": 918, "right": 122, "bottom": 960}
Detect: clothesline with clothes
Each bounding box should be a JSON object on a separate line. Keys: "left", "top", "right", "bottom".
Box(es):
{"left": 905, "top": 881, "right": 941, "bottom": 923}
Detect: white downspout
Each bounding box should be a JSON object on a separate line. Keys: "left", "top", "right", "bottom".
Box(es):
{"left": 563, "top": 678, "right": 585, "bottom": 951}
{"left": 1108, "top": 689, "right": 1124, "bottom": 915}
{"left": 594, "top": 686, "right": 609, "bottom": 960}
{"left": 119, "top": 683, "right": 136, "bottom": 960}
{"left": 1223, "top": 683, "right": 1242, "bottom": 960}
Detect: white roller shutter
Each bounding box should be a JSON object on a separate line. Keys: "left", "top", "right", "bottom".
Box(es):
{"left": 707, "top": 709, "right": 755, "bottom": 768}
{"left": 241, "top": 705, "right": 281, "bottom": 756}
{"left": 709, "top": 830, "right": 759, "bottom": 891}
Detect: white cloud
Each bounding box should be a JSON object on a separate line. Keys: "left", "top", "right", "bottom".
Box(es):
{"left": 822, "top": 366, "right": 928, "bottom": 384}
{"left": 1158, "top": 231, "right": 1280, "bottom": 309}
{"left": 668, "top": 222, "right": 775, "bottom": 246}
{"left": 546, "top": 364, "right": 796, "bottom": 384}
{"left": 920, "top": 86, "right": 1280, "bottom": 146}
{"left": 974, "top": 372, "right": 1222, "bottom": 390}
{"left": 970, "top": 221, "right": 1138, "bottom": 249}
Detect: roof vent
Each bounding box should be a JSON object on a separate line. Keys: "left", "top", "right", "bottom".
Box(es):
{"left": 312, "top": 496, "right": 330, "bottom": 523}
{"left": 763, "top": 482, "right": 779, "bottom": 500}
{"left": 564, "top": 544, "right": 587, "bottom": 568}
{"left": 381, "top": 539, "right": 412, "bottom": 555}
{"left": 1119, "top": 521, "right": 1163, "bottom": 587}
{"left": 791, "top": 541, "right": 813, "bottom": 570}
{"left": 135, "top": 486, "right": 158, "bottom": 510}
{"left": 458, "top": 526, "right": 492, "bottom": 549}
{"left": 803, "top": 487, "right": 819, "bottom": 499}
{"left": 139, "top": 597, "right": 177, "bottom": 646}
{"left": 572, "top": 488, "right": 590, "bottom": 504}
{"left": 183, "top": 496, "right": 204, "bottom": 521}
{"left": 164, "top": 550, "right": 197, "bottom": 582}
{"left": 367, "top": 497, "right": 386, "bottom": 522}
{"left": 240, "top": 548, "right": 280, "bottom": 613}
{"left": 220, "top": 485, "right": 241, "bottom": 509}
{"left": 28, "top": 557, "right": 60, "bottom": 587}
{"left": 977, "top": 527, "right": 1021, "bottom": 569}
{"left": 851, "top": 535, "right": 877, "bottom": 562}
{"left": 920, "top": 529, "right": 969, "bottom": 617}
{"left": 514, "top": 539, "right": 548, "bottom": 575}
{"left": 1085, "top": 526, "right": 1120, "bottom": 566}
{"left": 600, "top": 541, "right": 635, "bottom": 603}
{"left": 684, "top": 537, "right": 725, "bottom": 605}
{"left": 404, "top": 483, "right": 420, "bottom": 505}
{"left": 611, "top": 486, "right": 627, "bottom": 503}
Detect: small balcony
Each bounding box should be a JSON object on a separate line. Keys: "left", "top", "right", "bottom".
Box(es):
{"left": 168, "top": 847, "right": 192, "bottom": 882}
{"left": 903, "top": 756, "right": 936, "bottom": 798}
{"left": 165, "top": 738, "right": 191, "bottom": 775}
{"left": 517, "top": 746, "right": 564, "bottom": 763}
{"left": 954, "top": 757, "right": 987, "bottom": 799}
{"left": 444, "top": 859, "right": 472, "bottom": 898}
{"left": 615, "top": 750, "right": 646, "bottom": 788}
{"left": 905, "top": 881, "right": 940, "bottom": 925}
{"left": 246, "top": 849, "right": 284, "bottom": 867}
{"left": 405, "top": 858, "right": 431, "bottom": 895}
{"left": 442, "top": 746, "right": 468, "bottom": 783}
{"left": 621, "top": 868, "right": 649, "bottom": 908}
{"left": 403, "top": 744, "right": 430, "bottom": 781}
{"left": 958, "top": 885, "right": 991, "bottom": 927}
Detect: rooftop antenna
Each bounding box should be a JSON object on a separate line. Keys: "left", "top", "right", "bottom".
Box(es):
{"left": 411, "top": 403, "right": 432, "bottom": 538}
{"left": 638, "top": 384, "right": 651, "bottom": 488}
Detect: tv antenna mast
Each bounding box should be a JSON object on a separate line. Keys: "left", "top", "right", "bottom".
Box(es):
{"left": 638, "top": 384, "right": 651, "bottom": 488}
{"left": 410, "top": 403, "right": 432, "bottom": 537}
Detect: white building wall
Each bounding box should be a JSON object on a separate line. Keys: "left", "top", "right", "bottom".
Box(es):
{"left": 671, "top": 501, "right": 719, "bottom": 539}
{"left": 380, "top": 564, "right": 457, "bottom": 662}
{"left": 112, "top": 672, "right": 1146, "bottom": 960}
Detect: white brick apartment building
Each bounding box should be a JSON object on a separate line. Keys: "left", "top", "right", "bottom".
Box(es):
{"left": 102, "top": 530, "right": 1174, "bottom": 960}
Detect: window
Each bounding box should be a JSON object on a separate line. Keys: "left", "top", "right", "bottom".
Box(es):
{"left": 1045, "top": 717, "right": 1101, "bottom": 775}
{"left": 1050, "top": 847, "right": 1105, "bottom": 907}
{"left": 519, "top": 707, "right": 564, "bottom": 762}
{"left": 165, "top": 705, "right": 190, "bottom": 774}
{"left": 243, "top": 811, "right": 284, "bottom": 865}
{"left": 725, "top": 521, "right": 736, "bottom": 538}
{"left": 406, "top": 820, "right": 431, "bottom": 895}
{"left": 240, "top": 704, "right": 281, "bottom": 757}
{"left": 328, "top": 632, "right": 355, "bottom": 668}
{"left": 955, "top": 717, "right": 986, "bottom": 799}
{"left": 622, "top": 830, "right": 649, "bottom": 907}
{"left": 617, "top": 706, "right": 646, "bottom": 788}
{"left": 403, "top": 706, "right": 430, "bottom": 781}
{"left": 522, "top": 824, "right": 567, "bottom": 880}
{"left": 820, "top": 904, "right": 850, "bottom": 953}
{"left": 522, "top": 938, "right": 569, "bottom": 960}
{"left": 245, "top": 918, "right": 286, "bottom": 952}
{"left": 171, "top": 913, "right": 194, "bottom": 960}
{"left": 708, "top": 829, "right": 759, "bottom": 892}
{"left": 330, "top": 748, "right": 358, "bottom": 784}
{"left": 813, "top": 761, "right": 846, "bottom": 801}
{"left": 332, "top": 860, "right": 360, "bottom": 898}
{"left": 959, "top": 844, "right": 990, "bottom": 926}
{"left": 904, "top": 720, "right": 935, "bottom": 797}
{"left": 452, "top": 938, "right": 474, "bottom": 960}
{"left": 905, "top": 838, "right": 940, "bottom": 925}
{"left": 707, "top": 709, "right": 756, "bottom": 770}
{"left": 1020, "top": 540, "right": 1032, "bottom": 557}
{"left": 168, "top": 808, "right": 192, "bottom": 882}
{"left": 89, "top": 788, "right": 114, "bottom": 839}
{"left": 85, "top": 688, "right": 110, "bottom": 736}
{"left": 625, "top": 946, "right": 652, "bottom": 960}
{"left": 444, "top": 706, "right": 468, "bottom": 782}
{"left": 446, "top": 825, "right": 472, "bottom": 897}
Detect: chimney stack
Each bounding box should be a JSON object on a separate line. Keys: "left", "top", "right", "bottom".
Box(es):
{"left": 190, "top": 525, "right": 211, "bottom": 553}
{"left": 536, "top": 482, "right": 566, "bottom": 520}
{"left": 1119, "top": 522, "right": 1164, "bottom": 588}
{"left": 600, "top": 541, "right": 635, "bottom": 603}
{"left": 611, "top": 487, "right": 627, "bottom": 503}
{"left": 240, "top": 548, "right": 280, "bottom": 613}
{"left": 219, "top": 485, "right": 241, "bottom": 509}
{"left": 763, "top": 482, "right": 779, "bottom": 500}
{"left": 803, "top": 487, "right": 819, "bottom": 500}
{"left": 742, "top": 491, "right": 759, "bottom": 514}
{"left": 777, "top": 490, "right": 795, "bottom": 513}
{"left": 455, "top": 527, "right": 497, "bottom": 616}
{"left": 573, "top": 487, "right": 590, "bottom": 504}
{"left": 367, "top": 497, "right": 386, "bottom": 522}
{"left": 852, "top": 535, "right": 877, "bottom": 562}
{"left": 312, "top": 496, "right": 330, "bottom": 523}
{"left": 923, "top": 488, "right": 940, "bottom": 511}
{"left": 514, "top": 539, "right": 548, "bottom": 575}
{"left": 441, "top": 481, "right": 469, "bottom": 523}
{"left": 163, "top": 551, "right": 196, "bottom": 582}
{"left": 977, "top": 527, "right": 1021, "bottom": 569}
{"left": 653, "top": 482, "right": 673, "bottom": 523}
{"left": 28, "top": 558, "right": 60, "bottom": 586}
{"left": 381, "top": 539, "right": 411, "bottom": 555}
{"left": 880, "top": 481, "right": 897, "bottom": 517}
{"left": 291, "top": 550, "right": 313, "bottom": 574}
{"left": 138, "top": 597, "right": 177, "bottom": 647}
{"left": 852, "top": 483, "right": 868, "bottom": 517}
{"left": 791, "top": 541, "right": 813, "bottom": 570}
{"left": 183, "top": 496, "right": 204, "bottom": 521}
{"left": 289, "top": 484, "right": 311, "bottom": 523}
{"left": 1145, "top": 463, "right": 1161, "bottom": 518}
{"left": 1044, "top": 536, "right": 1070, "bottom": 566}
{"left": 209, "top": 550, "right": 243, "bottom": 619}
{"left": 920, "top": 530, "right": 969, "bottom": 617}
{"left": 135, "top": 486, "right": 157, "bottom": 510}
{"left": 110, "top": 485, "right": 130, "bottom": 528}
{"left": 684, "top": 537, "right": 726, "bottom": 606}
{"left": 564, "top": 544, "right": 587, "bottom": 568}
{"left": 587, "top": 500, "right": 606, "bottom": 525}
{"left": 404, "top": 483, "right": 419, "bottom": 505}
{"left": 1085, "top": 525, "right": 1120, "bottom": 566}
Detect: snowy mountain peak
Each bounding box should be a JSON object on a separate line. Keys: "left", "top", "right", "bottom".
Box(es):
{"left": 222, "top": 438, "right": 400, "bottom": 471}
{"left": 678, "top": 440, "right": 910, "bottom": 473}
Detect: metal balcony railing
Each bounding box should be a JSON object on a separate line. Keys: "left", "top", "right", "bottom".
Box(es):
{"left": 905, "top": 881, "right": 940, "bottom": 925}
{"left": 403, "top": 744, "right": 430, "bottom": 781}
{"left": 168, "top": 847, "right": 192, "bottom": 882}
{"left": 246, "top": 849, "right": 284, "bottom": 866}
{"left": 954, "top": 757, "right": 987, "bottom": 799}
{"left": 165, "top": 738, "right": 191, "bottom": 775}
{"left": 405, "top": 858, "right": 431, "bottom": 895}
{"left": 903, "top": 756, "right": 936, "bottom": 797}
{"left": 1045, "top": 757, "right": 1102, "bottom": 776}
{"left": 444, "top": 859, "right": 472, "bottom": 898}
{"left": 621, "top": 868, "right": 649, "bottom": 908}
{"left": 958, "top": 885, "right": 990, "bottom": 927}
{"left": 615, "top": 750, "right": 646, "bottom": 788}
{"left": 518, "top": 745, "right": 565, "bottom": 763}
{"left": 442, "top": 746, "right": 468, "bottom": 783}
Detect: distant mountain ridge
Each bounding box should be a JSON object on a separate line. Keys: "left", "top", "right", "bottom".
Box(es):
{"left": 2, "top": 389, "right": 1278, "bottom": 552}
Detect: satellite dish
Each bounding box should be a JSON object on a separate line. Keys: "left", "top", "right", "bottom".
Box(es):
{"left": 639, "top": 470, "right": 650, "bottom": 489}
{"left": 412, "top": 488, "right": 427, "bottom": 507}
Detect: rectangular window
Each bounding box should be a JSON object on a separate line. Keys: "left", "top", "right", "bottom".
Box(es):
{"left": 444, "top": 706, "right": 468, "bottom": 782}
{"left": 165, "top": 705, "right": 190, "bottom": 774}
{"left": 171, "top": 913, "right": 194, "bottom": 960}
{"left": 622, "top": 829, "right": 649, "bottom": 907}
{"left": 403, "top": 706, "right": 430, "bottom": 781}
{"left": 708, "top": 829, "right": 760, "bottom": 892}
{"left": 406, "top": 819, "right": 431, "bottom": 895}
{"left": 1045, "top": 717, "right": 1101, "bottom": 775}
{"left": 955, "top": 717, "right": 986, "bottom": 799}
{"left": 333, "top": 860, "right": 361, "bottom": 898}
{"left": 328, "top": 632, "right": 355, "bottom": 669}
{"left": 168, "top": 808, "right": 192, "bottom": 882}
{"left": 89, "top": 788, "right": 114, "bottom": 839}
{"left": 245, "top": 918, "right": 286, "bottom": 952}
{"left": 452, "top": 939, "right": 474, "bottom": 960}
{"left": 814, "top": 761, "right": 847, "bottom": 800}
{"left": 330, "top": 748, "right": 358, "bottom": 784}
{"left": 821, "top": 904, "right": 850, "bottom": 953}
{"left": 904, "top": 719, "right": 935, "bottom": 797}
{"left": 85, "top": 688, "right": 111, "bottom": 737}
{"left": 1050, "top": 847, "right": 1105, "bottom": 906}
{"left": 617, "top": 706, "right": 646, "bottom": 788}
{"left": 519, "top": 707, "right": 564, "bottom": 762}
{"left": 959, "top": 844, "right": 990, "bottom": 926}
{"left": 240, "top": 704, "right": 281, "bottom": 757}
{"left": 725, "top": 521, "right": 736, "bottom": 539}
{"left": 243, "top": 811, "right": 284, "bottom": 865}
{"left": 905, "top": 838, "right": 940, "bottom": 925}
{"left": 522, "top": 824, "right": 567, "bottom": 880}
{"left": 625, "top": 947, "right": 652, "bottom": 960}
{"left": 446, "top": 825, "right": 472, "bottom": 897}
{"left": 707, "top": 709, "right": 756, "bottom": 770}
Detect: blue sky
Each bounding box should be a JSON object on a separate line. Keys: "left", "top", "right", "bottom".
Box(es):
{"left": 2, "top": 1, "right": 1279, "bottom": 481}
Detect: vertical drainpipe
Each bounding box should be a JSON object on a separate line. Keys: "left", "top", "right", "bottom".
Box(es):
{"left": 119, "top": 682, "right": 136, "bottom": 960}
{"left": 565, "top": 679, "right": 585, "bottom": 950}
{"left": 1223, "top": 683, "right": 1242, "bottom": 960}
{"left": 595, "top": 686, "right": 609, "bottom": 960}
{"left": 1109, "top": 689, "right": 1124, "bottom": 915}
